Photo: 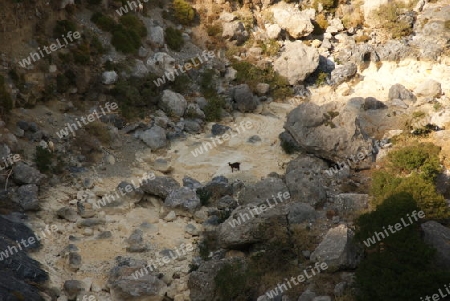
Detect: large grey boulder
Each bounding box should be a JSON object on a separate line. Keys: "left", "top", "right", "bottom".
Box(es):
{"left": 160, "top": 90, "right": 187, "bottom": 117}
{"left": 147, "top": 24, "right": 164, "bottom": 47}
{"left": 231, "top": 84, "right": 258, "bottom": 113}
{"left": 108, "top": 257, "right": 167, "bottom": 301}
{"left": 189, "top": 257, "right": 246, "bottom": 301}
{"left": 284, "top": 101, "right": 373, "bottom": 166}
{"left": 222, "top": 21, "right": 249, "bottom": 45}
{"left": 286, "top": 203, "right": 317, "bottom": 224}
{"left": 331, "top": 63, "right": 357, "bottom": 86}
{"left": 388, "top": 84, "right": 416, "bottom": 103}
{"left": 414, "top": 79, "right": 442, "bottom": 98}
{"left": 270, "top": 3, "right": 314, "bottom": 39}
{"left": 274, "top": 41, "right": 319, "bottom": 85}
{"left": 298, "top": 290, "right": 316, "bottom": 301}
{"left": 285, "top": 157, "right": 327, "bottom": 207}
{"left": 330, "top": 194, "right": 369, "bottom": 215}
{"left": 217, "top": 204, "right": 287, "bottom": 248}
{"left": 310, "top": 225, "right": 362, "bottom": 271}
{"left": 164, "top": 187, "right": 201, "bottom": 213}
{"left": 199, "top": 176, "right": 233, "bottom": 203}
{"left": 421, "top": 221, "right": 450, "bottom": 268}
{"left": 101, "top": 71, "right": 118, "bottom": 85}
{"left": 13, "top": 162, "right": 46, "bottom": 185}
{"left": 141, "top": 175, "right": 180, "bottom": 199}
{"left": 238, "top": 177, "right": 289, "bottom": 206}
{"left": 147, "top": 52, "right": 175, "bottom": 76}
{"left": 16, "top": 184, "right": 40, "bottom": 211}
{"left": 138, "top": 125, "right": 167, "bottom": 150}
{"left": 132, "top": 60, "right": 149, "bottom": 78}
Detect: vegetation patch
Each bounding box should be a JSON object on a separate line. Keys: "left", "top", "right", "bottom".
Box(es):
{"left": 0, "top": 75, "right": 13, "bottom": 117}
{"left": 354, "top": 192, "right": 450, "bottom": 300}
{"left": 53, "top": 20, "right": 77, "bottom": 38}
{"left": 165, "top": 27, "right": 185, "bottom": 51}
{"left": 173, "top": 0, "right": 196, "bottom": 25}
{"left": 374, "top": 3, "right": 413, "bottom": 39}
{"left": 232, "top": 61, "right": 292, "bottom": 100}
{"left": 370, "top": 143, "right": 448, "bottom": 219}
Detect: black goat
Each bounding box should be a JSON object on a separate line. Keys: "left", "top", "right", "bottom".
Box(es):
{"left": 228, "top": 162, "right": 240, "bottom": 172}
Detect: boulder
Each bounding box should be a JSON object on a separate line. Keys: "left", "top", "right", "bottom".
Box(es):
{"left": 108, "top": 257, "right": 167, "bottom": 301}
{"left": 239, "top": 177, "right": 289, "bottom": 206}
{"left": 363, "top": 97, "right": 387, "bottom": 110}
{"left": 330, "top": 63, "right": 357, "bottom": 85}
{"left": 274, "top": 41, "right": 319, "bottom": 85}
{"left": 266, "top": 24, "right": 282, "bottom": 39}
{"left": 388, "top": 84, "right": 416, "bottom": 102}
{"left": 13, "top": 162, "right": 46, "bottom": 185}
{"left": 284, "top": 101, "right": 373, "bottom": 166}
{"left": 147, "top": 52, "right": 175, "bottom": 75}
{"left": 147, "top": 24, "right": 164, "bottom": 47}
{"left": 16, "top": 184, "right": 40, "bottom": 211}
{"left": 310, "top": 225, "right": 362, "bottom": 271}
{"left": 330, "top": 194, "right": 369, "bottom": 215}
{"left": 285, "top": 156, "right": 328, "bottom": 207}
{"left": 231, "top": 84, "right": 258, "bottom": 113}
{"left": 141, "top": 176, "right": 180, "bottom": 199}
{"left": 286, "top": 203, "right": 317, "bottom": 224}
{"left": 188, "top": 257, "right": 246, "bottom": 301}
{"left": 421, "top": 221, "right": 450, "bottom": 268}
{"left": 211, "top": 124, "right": 231, "bottom": 136}
{"left": 217, "top": 204, "right": 287, "bottom": 248}
{"left": 222, "top": 21, "right": 249, "bottom": 45}
{"left": 101, "top": 71, "right": 118, "bottom": 85}
{"left": 160, "top": 90, "right": 187, "bottom": 117}
{"left": 199, "top": 176, "right": 233, "bottom": 202}
{"left": 138, "top": 126, "right": 167, "bottom": 150}
{"left": 164, "top": 187, "right": 201, "bottom": 213}
{"left": 271, "top": 3, "right": 314, "bottom": 39}
{"left": 132, "top": 60, "right": 149, "bottom": 78}
{"left": 414, "top": 79, "right": 442, "bottom": 98}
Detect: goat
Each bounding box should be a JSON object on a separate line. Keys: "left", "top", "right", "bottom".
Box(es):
{"left": 136, "top": 3, "right": 143, "bottom": 13}
{"left": 48, "top": 141, "right": 55, "bottom": 153}
{"left": 228, "top": 162, "right": 240, "bottom": 172}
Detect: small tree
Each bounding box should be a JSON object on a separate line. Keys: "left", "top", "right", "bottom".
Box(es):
{"left": 354, "top": 193, "right": 450, "bottom": 301}
{"left": 173, "top": 0, "right": 195, "bottom": 25}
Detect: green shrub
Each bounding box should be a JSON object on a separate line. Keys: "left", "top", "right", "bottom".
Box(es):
{"left": 91, "top": 12, "right": 117, "bottom": 32}
{"left": 206, "top": 23, "right": 223, "bottom": 36}
{"left": 260, "top": 39, "right": 280, "bottom": 56}
{"left": 374, "top": 3, "right": 413, "bottom": 39}
{"left": 85, "top": 121, "right": 111, "bottom": 145}
{"left": 312, "top": 13, "right": 329, "bottom": 35}
{"left": 203, "top": 96, "right": 224, "bottom": 122}
{"left": 72, "top": 43, "right": 90, "bottom": 64}
{"left": 165, "top": 27, "right": 184, "bottom": 51}
{"left": 173, "top": 0, "right": 196, "bottom": 25}
{"left": 370, "top": 143, "right": 448, "bottom": 219}
{"left": 119, "top": 14, "right": 147, "bottom": 37}
{"left": 87, "top": 0, "right": 102, "bottom": 4}
{"left": 387, "top": 143, "right": 440, "bottom": 178}
{"left": 314, "top": 0, "right": 337, "bottom": 10}
{"left": 111, "top": 25, "right": 141, "bottom": 53}
{"left": 170, "top": 74, "right": 191, "bottom": 94}
{"left": 56, "top": 74, "right": 70, "bottom": 93}
{"left": 232, "top": 61, "right": 292, "bottom": 100}
{"left": 354, "top": 192, "right": 450, "bottom": 301}
{"left": 196, "top": 188, "right": 211, "bottom": 206}
{"left": 315, "top": 71, "right": 329, "bottom": 86}
{"left": 90, "top": 35, "right": 106, "bottom": 55}
{"left": 34, "top": 146, "right": 53, "bottom": 173}
{"left": 53, "top": 20, "right": 77, "bottom": 38}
